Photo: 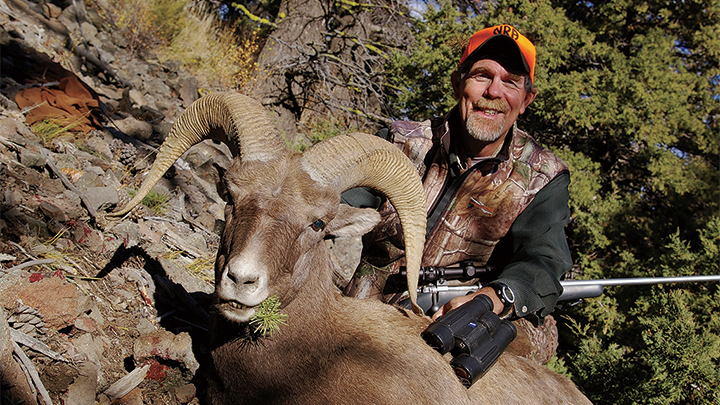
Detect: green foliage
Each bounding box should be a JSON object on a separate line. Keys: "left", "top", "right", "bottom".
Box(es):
{"left": 307, "top": 118, "right": 359, "bottom": 145}
{"left": 249, "top": 295, "right": 288, "bottom": 337}
{"left": 544, "top": 354, "right": 572, "bottom": 379}
{"left": 384, "top": 0, "right": 464, "bottom": 118}
{"left": 563, "top": 218, "right": 720, "bottom": 403}
{"left": 634, "top": 289, "right": 720, "bottom": 403}
{"left": 128, "top": 188, "right": 170, "bottom": 215}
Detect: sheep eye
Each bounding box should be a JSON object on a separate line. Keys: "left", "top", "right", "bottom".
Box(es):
{"left": 310, "top": 220, "right": 325, "bottom": 232}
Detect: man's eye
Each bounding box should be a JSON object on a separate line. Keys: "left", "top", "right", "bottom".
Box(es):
{"left": 310, "top": 220, "right": 325, "bottom": 231}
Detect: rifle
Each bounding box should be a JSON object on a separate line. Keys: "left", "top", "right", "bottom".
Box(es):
{"left": 408, "top": 263, "right": 720, "bottom": 388}
{"left": 399, "top": 262, "right": 720, "bottom": 315}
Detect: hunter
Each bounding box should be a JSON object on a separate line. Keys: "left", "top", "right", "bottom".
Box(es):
{"left": 343, "top": 24, "right": 572, "bottom": 361}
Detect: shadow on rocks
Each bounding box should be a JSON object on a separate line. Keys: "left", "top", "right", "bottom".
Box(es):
{"left": 95, "top": 244, "right": 215, "bottom": 388}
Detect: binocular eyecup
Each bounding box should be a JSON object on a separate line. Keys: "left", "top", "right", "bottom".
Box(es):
{"left": 421, "top": 294, "right": 517, "bottom": 388}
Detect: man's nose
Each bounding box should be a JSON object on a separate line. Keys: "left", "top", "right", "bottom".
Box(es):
{"left": 484, "top": 76, "right": 503, "bottom": 99}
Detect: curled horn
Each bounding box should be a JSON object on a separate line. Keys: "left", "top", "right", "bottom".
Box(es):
{"left": 301, "top": 134, "right": 427, "bottom": 315}
{"left": 109, "top": 92, "right": 288, "bottom": 217}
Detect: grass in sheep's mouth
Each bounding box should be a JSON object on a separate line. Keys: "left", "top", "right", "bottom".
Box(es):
{"left": 249, "top": 295, "right": 288, "bottom": 338}
{"left": 215, "top": 297, "right": 287, "bottom": 338}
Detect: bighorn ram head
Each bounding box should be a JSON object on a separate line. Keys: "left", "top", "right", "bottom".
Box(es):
{"left": 110, "top": 92, "right": 426, "bottom": 315}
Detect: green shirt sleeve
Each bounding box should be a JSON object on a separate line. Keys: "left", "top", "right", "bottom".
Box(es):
{"left": 340, "top": 187, "right": 384, "bottom": 209}
{"left": 340, "top": 128, "right": 391, "bottom": 209}
{"left": 489, "top": 172, "right": 572, "bottom": 325}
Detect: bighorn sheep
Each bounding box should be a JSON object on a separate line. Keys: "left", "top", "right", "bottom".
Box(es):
{"left": 113, "top": 92, "right": 591, "bottom": 404}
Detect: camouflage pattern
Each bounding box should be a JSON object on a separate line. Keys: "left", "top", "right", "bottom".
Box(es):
{"left": 507, "top": 315, "right": 560, "bottom": 365}
{"left": 344, "top": 112, "right": 569, "bottom": 303}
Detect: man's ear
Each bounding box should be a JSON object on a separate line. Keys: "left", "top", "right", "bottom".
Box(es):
{"left": 326, "top": 205, "right": 381, "bottom": 238}
{"left": 520, "top": 87, "right": 537, "bottom": 114}
{"left": 451, "top": 70, "right": 462, "bottom": 100}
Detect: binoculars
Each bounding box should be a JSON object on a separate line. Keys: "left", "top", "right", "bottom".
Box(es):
{"left": 421, "top": 294, "right": 516, "bottom": 387}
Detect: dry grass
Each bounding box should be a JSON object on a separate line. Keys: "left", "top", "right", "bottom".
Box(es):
{"left": 31, "top": 119, "right": 72, "bottom": 146}
{"left": 103, "top": 0, "right": 260, "bottom": 89}
{"left": 105, "top": 0, "right": 171, "bottom": 54}
{"left": 187, "top": 256, "right": 215, "bottom": 283}
{"left": 31, "top": 116, "right": 87, "bottom": 146}
{"left": 164, "top": 3, "right": 261, "bottom": 89}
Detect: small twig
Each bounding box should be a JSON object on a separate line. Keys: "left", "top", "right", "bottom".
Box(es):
{"left": 3, "top": 258, "right": 55, "bottom": 274}
{"left": 12, "top": 340, "right": 53, "bottom": 405}
{"left": 13, "top": 81, "right": 61, "bottom": 91}
{"left": 0, "top": 253, "right": 18, "bottom": 262}
{"left": 143, "top": 216, "right": 179, "bottom": 224}
{"left": 64, "top": 274, "right": 102, "bottom": 280}
{"left": 7, "top": 241, "right": 36, "bottom": 260}
{"left": 180, "top": 210, "right": 216, "bottom": 238}
{"left": 39, "top": 147, "right": 97, "bottom": 219}
{"left": 162, "top": 230, "right": 207, "bottom": 259}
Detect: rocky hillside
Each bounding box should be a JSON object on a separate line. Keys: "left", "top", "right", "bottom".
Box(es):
{"left": 0, "top": 1, "right": 361, "bottom": 404}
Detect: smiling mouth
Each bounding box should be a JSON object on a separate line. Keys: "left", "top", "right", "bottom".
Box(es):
{"left": 474, "top": 105, "right": 509, "bottom": 117}
{"left": 473, "top": 99, "right": 509, "bottom": 117}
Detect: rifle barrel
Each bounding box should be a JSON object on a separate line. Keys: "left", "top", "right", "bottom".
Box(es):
{"left": 407, "top": 275, "right": 720, "bottom": 315}
{"left": 561, "top": 275, "right": 720, "bottom": 287}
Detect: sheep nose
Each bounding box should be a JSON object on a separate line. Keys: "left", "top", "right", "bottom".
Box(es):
{"left": 220, "top": 256, "right": 269, "bottom": 301}
{"left": 226, "top": 271, "right": 260, "bottom": 292}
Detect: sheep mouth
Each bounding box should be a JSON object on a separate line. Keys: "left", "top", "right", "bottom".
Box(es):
{"left": 216, "top": 299, "right": 257, "bottom": 323}
{"left": 217, "top": 299, "right": 253, "bottom": 312}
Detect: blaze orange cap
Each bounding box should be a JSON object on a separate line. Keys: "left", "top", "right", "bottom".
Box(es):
{"left": 459, "top": 24, "right": 536, "bottom": 83}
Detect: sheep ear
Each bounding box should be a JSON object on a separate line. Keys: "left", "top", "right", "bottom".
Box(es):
{"left": 326, "top": 205, "right": 380, "bottom": 238}
{"left": 213, "top": 163, "right": 230, "bottom": 202}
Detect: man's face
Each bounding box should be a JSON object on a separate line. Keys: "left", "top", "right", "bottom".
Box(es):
{"left": 453, "top": 59, "right": 536, "bottom": 146}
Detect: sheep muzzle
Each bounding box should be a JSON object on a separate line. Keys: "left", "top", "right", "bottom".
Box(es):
{"left": 215, "top": 247, "right": 272, "bottom": 323}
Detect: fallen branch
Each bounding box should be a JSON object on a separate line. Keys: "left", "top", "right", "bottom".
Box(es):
{"left": 10, "top": 328, "right": 70, "bottom": 363}
{"left": 2, "top": 258, "right": 55, "bottom": 274}
{"left": 161, "top": 229, "right": 207, "bottom": 259}
{"left": 1, "top": 307, "right": 38, "bottom": 405}
{"left": 98, "top": 363, "right": 150, "bottom": 404}
{"left": 7, "top": 241, "right": 38, "bottom": 262}
{"left": 12, "top": 340, "right": 53, "bottom": 405}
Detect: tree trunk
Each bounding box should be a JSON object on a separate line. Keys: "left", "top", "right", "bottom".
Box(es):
{"left": 244, "top": 0, "right": 412, "bottom": 143}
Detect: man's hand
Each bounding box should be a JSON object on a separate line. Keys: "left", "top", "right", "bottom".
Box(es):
{"left": 431, "top": 286, "right": 504, "bottom": 320}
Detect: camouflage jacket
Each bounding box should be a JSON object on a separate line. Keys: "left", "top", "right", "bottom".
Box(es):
{"left": 344, "top": 108, "right": 572, "bottom": 324}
